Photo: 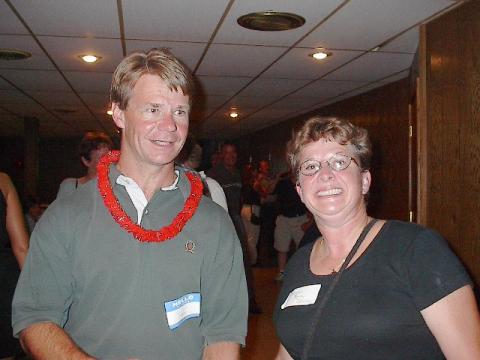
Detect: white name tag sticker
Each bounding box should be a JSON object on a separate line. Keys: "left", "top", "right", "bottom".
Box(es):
{"left": 164, "top": 292, "right": 201, "bottom": 330}
{"left": 281, "top": 284, "right": 321, "bottom": 309}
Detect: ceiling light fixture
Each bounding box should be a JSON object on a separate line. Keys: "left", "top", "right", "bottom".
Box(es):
{"left": 229, "top": 110, "right": 239, "bottom": 118}
{"left": 309, "top": 48, "right": 332, "bottom": 61}
{"left": 0, "top": 48, "right": 31, "bottom": 61}
{"left": 80, "top": 54, "right": 101, "bottom": 63}
{"left": 237, "top": 11, "right": 305, "bottom": 31}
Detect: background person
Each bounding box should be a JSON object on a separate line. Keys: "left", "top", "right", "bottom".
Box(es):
{"left": 240, "top": 163, "right": 261, "bottom": 265}
{"left": 208, "top": 142, "right": 262, "bottom": 314}
{"left": 176, "top": 135, "right": 228, "bottom": 211}
{"left": 57, "top": 131, "right": 113, "bottom": 199}
{"left": 0, "top": 172, "right": 29, "bottom": 358}
{"left": 274, "top": 116, "right": 480, "bottom": 359}
{"left": 13, "top": 48, "right": 247, "bottom": 359}
{"left": 271, "top": 169, "right": 308, "bottom": 281}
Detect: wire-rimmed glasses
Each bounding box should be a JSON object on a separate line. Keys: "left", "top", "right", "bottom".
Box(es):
{"left": 298, "top": 154, "right": 358, "bottom": 176}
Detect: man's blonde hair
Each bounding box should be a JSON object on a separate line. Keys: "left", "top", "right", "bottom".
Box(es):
{"left": 110, "top": 48, "right": 194, "bottom": 110}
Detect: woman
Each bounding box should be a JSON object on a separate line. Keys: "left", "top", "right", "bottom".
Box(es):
{"left": 0, "top": 172, "right": 29, "bottom": 357}
{"left": 57, "top": 130, "right": 113, "bottom": 198}
{"left": 0, "top": 172, "right": 29, "bottom": 268}
{"left": 274, "top": 117, "right": 480, "bottom": 359}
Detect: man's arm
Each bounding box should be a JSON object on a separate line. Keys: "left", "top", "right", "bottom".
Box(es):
{"left": 20, "top": 322, "right": 95, "bottom": 360}
{"left": 203, "top": 341, "right": 240, "bottom": 360}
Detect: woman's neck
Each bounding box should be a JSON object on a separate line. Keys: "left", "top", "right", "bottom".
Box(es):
{"left": 315, "top": 211, "right": 370, "bottom": 258}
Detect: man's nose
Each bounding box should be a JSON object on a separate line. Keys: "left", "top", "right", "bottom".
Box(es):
{"left": 158, "top": 112, "right": 177, "bottom": 131}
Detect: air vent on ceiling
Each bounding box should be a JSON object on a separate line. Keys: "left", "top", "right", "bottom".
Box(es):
{"left": 237, "top": 11, "right": 305, "bottom": 31}
{"left": 0, "top": 49, "right": 31, "bottom": 61}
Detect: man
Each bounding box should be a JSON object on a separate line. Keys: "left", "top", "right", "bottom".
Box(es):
{"left": 12, "top": 49, "right": 248, "bottom": 359}
{"left": 272, "top": 170, "right": 308, "bottom": 281}
{"left": 207, "top": 143, "right": 261, "bottom": 314}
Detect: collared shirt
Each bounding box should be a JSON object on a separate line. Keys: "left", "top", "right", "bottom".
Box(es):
{"left": 116, "top": 170, "right": 179, "bottom": 224}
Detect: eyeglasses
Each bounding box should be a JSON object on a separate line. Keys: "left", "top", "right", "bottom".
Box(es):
{"left": 298, "top": 154, "right": 358, "bottom": 176}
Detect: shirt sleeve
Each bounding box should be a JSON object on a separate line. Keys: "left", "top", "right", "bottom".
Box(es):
{"left": 200, "top": 211, "right": 248, "bottom": 345}
{"left": 12, "top": 200, "right": 74, "bottom": 336}
{"left": 403, "top": 227, "right": 472, "bottom": 310}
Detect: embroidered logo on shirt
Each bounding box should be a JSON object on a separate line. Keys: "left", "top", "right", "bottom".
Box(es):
{"left": 281, "top": 284, "right": 321, "bottom": 309}
{"left": 185, "top": 240, "right": 196, "bottom": 253}
{"left": 164, "top": 293, "right": 201, "bottom": 330}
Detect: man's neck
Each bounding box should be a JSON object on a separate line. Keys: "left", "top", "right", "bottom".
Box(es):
{"left": 116, "top": 155, "right": 176, "bottom": 201}
{"left": 223, "top": 163, "right": 235, "bottom": 173}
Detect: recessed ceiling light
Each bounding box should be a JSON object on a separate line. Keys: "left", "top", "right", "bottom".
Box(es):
{"left": 0, "top": 48, "right": 31, "bottom": 61}
{"left": 229, "top": 110, "right": 239, "bottom": 118}
{"left": 80, "top": 54, "right": 101, "bottom": 63}
{"left": 309, "top": 49, "right": 332, "bottom": 61}
{"left": 107, "top": 110, "right": 113, "bottom": 116}
{"left": 237, "top": 11, "right": 305, "bottom": 31}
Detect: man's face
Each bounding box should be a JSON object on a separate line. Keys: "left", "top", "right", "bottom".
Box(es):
{"left": 222, "top": 144, "right": 237, "bottom": 169}
{"left": 83, "top": 143, "right": 110, "bottom": 172}
{"left": 259, "top": 160, "right": 270, "bottom": 174}
{"left": 112, "top": 74, "right": 190, "bottom": 170}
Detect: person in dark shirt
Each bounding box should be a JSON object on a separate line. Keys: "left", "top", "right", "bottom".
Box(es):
{"left": 272, "top": 171, "right": 308, "bottom": 281}
{"left": 207, "top": 142, "right": 262, "bottom": 314}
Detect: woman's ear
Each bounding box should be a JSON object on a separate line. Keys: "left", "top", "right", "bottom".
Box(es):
{"left": 111, "top": 103, "right": 125, "bottom": 129}
{"left": 361, "top": 170, "right": 371, "bottom": 195}
{"left": 296, "top": 181, "right": 304, "bottom": 203}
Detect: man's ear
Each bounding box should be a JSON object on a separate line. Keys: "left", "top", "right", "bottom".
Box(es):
{"left": 111, "top": 103, "right": 125, "bottom": 129}
{"left": 361, "top": 170, "right": 371, "bottom": 195}
{"left": 80, "top": 156, "right": 91, "bottom": 168}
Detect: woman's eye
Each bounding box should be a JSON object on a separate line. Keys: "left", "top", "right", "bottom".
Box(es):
{"left": 174, "top": 109, "right": 187, "bottom": 116}
{"left": 147, "top": 108, "right": 159, "bottom": 113}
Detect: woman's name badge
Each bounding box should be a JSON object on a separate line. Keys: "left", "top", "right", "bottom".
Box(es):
{"left": 281, "top": 284, "right": 321, "bottom": 309}
{"left": 164, "top": 292, "right": 201, "bottom": 330}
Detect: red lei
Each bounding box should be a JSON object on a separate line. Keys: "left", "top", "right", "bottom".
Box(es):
{"left": 97, "top": 151, "right": 203, "bottom": 242}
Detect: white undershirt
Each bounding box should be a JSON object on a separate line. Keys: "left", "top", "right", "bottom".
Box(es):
{"left": 116, "top": 170, "right": 179, "bottom": 224}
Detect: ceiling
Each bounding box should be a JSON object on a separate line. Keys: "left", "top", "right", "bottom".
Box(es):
{"left": 0, "top": 0, "right": 462, "bottom": 140}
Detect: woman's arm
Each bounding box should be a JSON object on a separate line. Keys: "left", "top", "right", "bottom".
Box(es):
{"left": 1, "top": 173, "right": 29, "bottom": 268}
{"left": 275, "top": 344, "right": 294, "bottom": 360}
{"left": 421, "top": 285, "right": 480, "bottom": 360}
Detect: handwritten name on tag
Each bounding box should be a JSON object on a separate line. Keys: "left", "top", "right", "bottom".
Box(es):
{"left": 281, "top": 284, "right": 321, "bottom": 309}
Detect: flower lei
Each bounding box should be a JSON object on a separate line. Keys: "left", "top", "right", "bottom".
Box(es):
{"left": 97, "top": 150, "right": 203, "bottom": 242}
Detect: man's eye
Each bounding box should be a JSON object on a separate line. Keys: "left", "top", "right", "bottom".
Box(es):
{"left": 147, "top": 108, "right": 159, "bottom": 113}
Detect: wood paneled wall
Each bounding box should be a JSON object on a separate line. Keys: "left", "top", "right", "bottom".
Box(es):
{"left": 237, "top": 77, "right": 411, "bottom": 221}
{"left": 419, "top": 0, "right": 480, "bottom": 284}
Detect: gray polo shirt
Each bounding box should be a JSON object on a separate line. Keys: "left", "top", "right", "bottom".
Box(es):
{"left": 12, "top": 166, "right": 248, "bottom": 360}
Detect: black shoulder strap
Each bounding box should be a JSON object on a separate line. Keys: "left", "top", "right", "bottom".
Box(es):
{"left": 301, "top": 219, "right": 378, "bottom": 360}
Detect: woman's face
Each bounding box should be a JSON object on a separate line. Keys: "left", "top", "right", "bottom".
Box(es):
{"left": 295, "top": 139, "right": 370, "bottom": 225}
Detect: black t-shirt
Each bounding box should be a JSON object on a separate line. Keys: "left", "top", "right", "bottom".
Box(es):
{"left": 206, "top": 164, "right": 242, "bottom": 215}
{"left": 273, "top": 220, "right": 471, "bottom": 360}
{"left": 273, "top": 176, "right": 306, "bottom": 218}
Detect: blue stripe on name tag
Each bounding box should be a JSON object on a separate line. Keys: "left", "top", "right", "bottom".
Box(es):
{"left": 164, "top": 292, "right": 201, "bottom": 330}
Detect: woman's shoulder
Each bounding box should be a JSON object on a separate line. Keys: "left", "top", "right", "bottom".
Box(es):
{"left": 378, "top": 220, "right": 451, "bottom": 258}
